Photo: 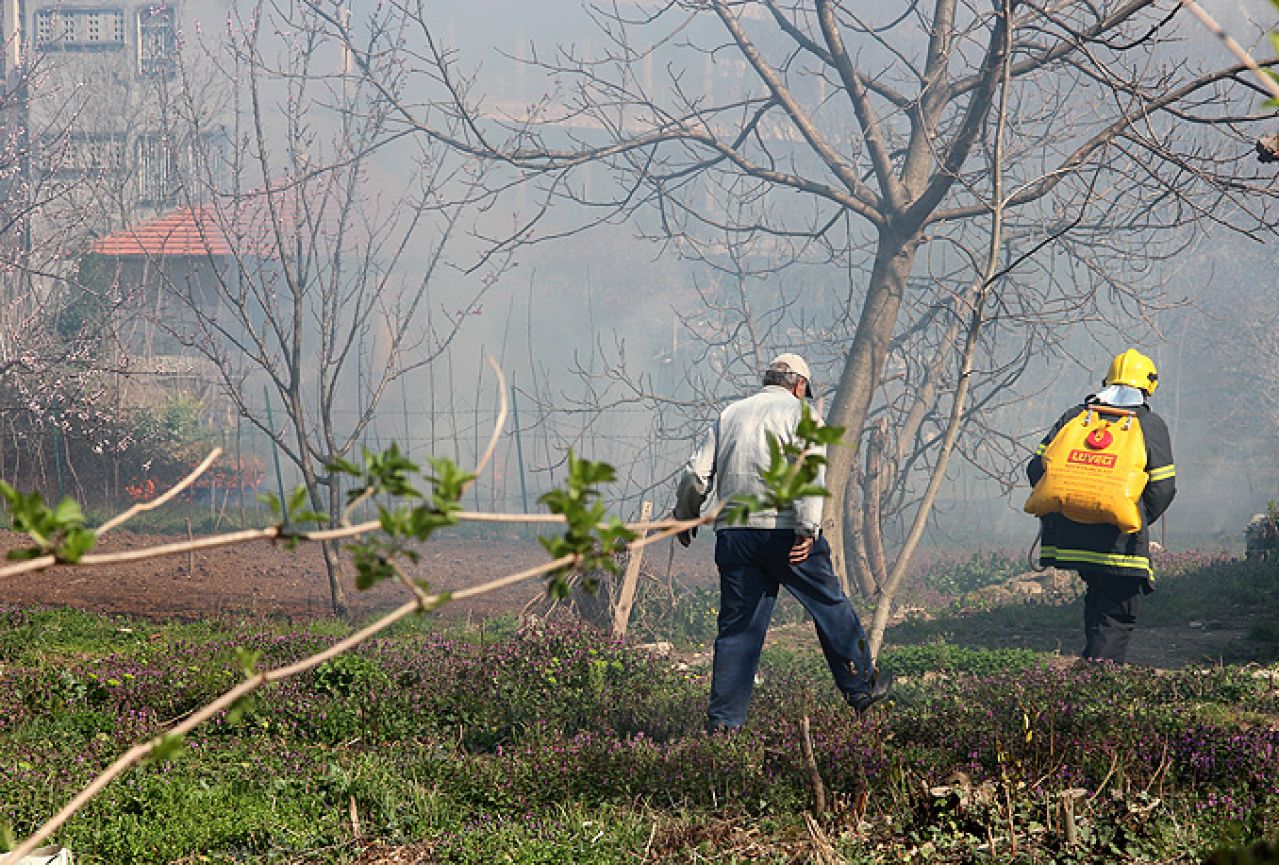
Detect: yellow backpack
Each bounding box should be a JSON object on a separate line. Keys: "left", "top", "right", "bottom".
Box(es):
{"left": 1024, "top": 406, "right": 1148, "bottom": 533}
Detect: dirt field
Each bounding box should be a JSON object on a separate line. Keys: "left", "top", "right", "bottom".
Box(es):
{"left": 0, "top": 528, "right": 1263, "bottom": 670}
{"left": 0, "top": 529, "right": 719, "bottom": 624}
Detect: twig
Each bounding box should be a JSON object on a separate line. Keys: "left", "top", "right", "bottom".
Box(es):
{"left": 1089, "top": 751, "right": 1120, "bottom": 802}
{"left": 641, "top": 819, "right": 657, "bottom": 863}
{"left": 803, "top": 812, "right": 844, "bottom": 865}
{"left": 1004, "top": 780, "right": 1018, "bottom": 855}
{"left": 0, "top": 512, "right": 718, "bottom": 580}
{"left": 468, "top": 356, "right": 508, "bottom": 491}
{"left": 799, "top": 715, "right": 828, "bottom": 814}
{"left": 1177, "top": 0, "right": 1279, "bottom": 101}
{"left": 97, "top": 449, "right": 222, "bottom": 535}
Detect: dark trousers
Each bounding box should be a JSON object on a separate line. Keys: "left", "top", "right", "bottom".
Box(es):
{"left": 708, "top": 529, "right": 875, "bottom": 730}
{"left": 1080, "top": 572, "right": 1148, "bottom": 664}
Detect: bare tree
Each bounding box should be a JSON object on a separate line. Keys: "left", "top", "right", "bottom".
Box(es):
{"left": 324, "top": 1, "right": 1274, "bottom": 590}
{"left": 0, "top": 47, "right": 155, "bottom": 499}
{"left": 106, "top": 0, "right": 511, "bottom": 615}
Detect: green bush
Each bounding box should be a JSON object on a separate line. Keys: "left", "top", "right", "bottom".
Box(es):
{"left": 312, "top": 653, "right": 388, "bottom": 698}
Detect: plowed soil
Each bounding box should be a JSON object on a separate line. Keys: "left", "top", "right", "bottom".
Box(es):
{"left": 0, "top": 529, "right": 718, "bottom": 623}
{"left": 0, "top": 528, "right": 1263, "bottom": 671}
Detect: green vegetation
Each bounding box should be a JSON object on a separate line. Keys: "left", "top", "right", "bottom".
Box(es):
{"left": 915, "top": 550, "right": 1027, "bottom": 596}
{"left": 3, "top": 553, "right": 1279, "bottom": 864}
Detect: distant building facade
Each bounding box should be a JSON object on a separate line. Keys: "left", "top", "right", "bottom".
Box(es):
{"left": 1, "top": 0, "right": 230, "bottom": 245}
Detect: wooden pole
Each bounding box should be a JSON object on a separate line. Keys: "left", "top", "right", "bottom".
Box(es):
{"left": 799, "top": 715, "right": 828, "bottom": 814}
{"left": 511, "top": 378, "right": 530, "bottom": 516}
{"left": 611, "top": 500, "right": 652, "bottom": 638}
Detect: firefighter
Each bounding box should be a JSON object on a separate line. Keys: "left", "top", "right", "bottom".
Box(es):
{"left": 1027, "top": 349, "right": 1177, "bottom": 664}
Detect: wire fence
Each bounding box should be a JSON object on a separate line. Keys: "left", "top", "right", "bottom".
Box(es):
{"left": 0, "top": 397, "right": 687, "bottom": 533}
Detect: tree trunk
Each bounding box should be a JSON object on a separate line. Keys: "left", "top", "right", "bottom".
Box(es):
{"left": 844, "top": 462, "right": 877, "bottom": 597}
{"left": 862, "top": 417, "right": 890, "bottom": 584}
{"left": 299, "top": 454, "right": 348, "bottom": 618}
{"left": 325, "top": 471, "right": 348, "bottom": 618}
{"left": 823, "top": 226, "right": 921, "bottom": 597}
{"left": 865, "top": 1, "right": 1013, "bottom": 655}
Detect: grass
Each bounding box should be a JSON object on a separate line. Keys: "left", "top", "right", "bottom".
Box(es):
{"left": 3, "top": 555, "right": 1279, "bottom": 863}
{"left": 887, "top": 551, "right": 1279, "bottom": 666}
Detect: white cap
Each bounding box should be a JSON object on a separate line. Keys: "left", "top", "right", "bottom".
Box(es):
{"left": 768, "top": 352, "right": 811, "bottom": 382}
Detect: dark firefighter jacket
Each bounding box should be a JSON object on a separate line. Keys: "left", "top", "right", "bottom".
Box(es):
{"left": 1026, "top": 401, "right": 1176, "bottom": 583}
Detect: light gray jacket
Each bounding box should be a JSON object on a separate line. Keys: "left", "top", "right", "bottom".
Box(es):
{"left": 673, "top": 385, "right": 827, "bottom": 537}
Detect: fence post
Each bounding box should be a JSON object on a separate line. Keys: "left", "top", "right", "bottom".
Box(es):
{"left": 510, "top": 378, "right": 530, "bottom": 516}
{"left": 611, "top": 500, "right": 652, "bottom": 639}
{"left": 263, "top": 386, "right": 287, "bottom": 509}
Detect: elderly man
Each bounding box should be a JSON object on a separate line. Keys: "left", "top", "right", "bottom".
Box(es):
{"left": 673, "top": 353, "right": 892, "bottom": 732}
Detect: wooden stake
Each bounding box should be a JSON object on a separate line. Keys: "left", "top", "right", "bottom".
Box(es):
{"left": 611, "top": 500, "right": 652, "bottom": 638}
{"left": 348, "top": 793, "right": 361, "bottom": 839}
{"left": 800, "top": 715, "right": 828, "bottom": 814}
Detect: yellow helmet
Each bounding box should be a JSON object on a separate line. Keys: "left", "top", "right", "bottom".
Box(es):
{"left": 1104, "top": 349, "right": 1158, "bottom": 395}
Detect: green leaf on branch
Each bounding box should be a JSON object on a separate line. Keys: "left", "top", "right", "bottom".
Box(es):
{"left": 59, "top": 528, "right": 97, "bottom": 563}
{"left": 342, "top": 451, "right": 473, "bottom": 590}
{"left": 725, "top": 403, "right": 844, "bottom": 526}
{"left": 236, "top": 647, "right": 262, "bottom": 677}
{"left": 259, "top": 486, "right": 328, "bottom": 548}
{"left": 225, "top": 694, "right": 256, "bottom": 726}
{"left": 52, "top": 497, "right": 84, "bottom": 526}
{"left": 537, "top": 451, "right": 637, "bottom": 598}
{"left": 328, "top": 443, "right": 423, "bottom": 504}
{"left": 287, "top": 486, "right": 309, "bottom": 518}
{"left": 147, "top": 732, "right": 185, "bottom": 763}
{"left": 349, "top": 542, "right": 397, "bottom": 590}
{"left": 0, "top": 481, "right": 98, "bottom": 563}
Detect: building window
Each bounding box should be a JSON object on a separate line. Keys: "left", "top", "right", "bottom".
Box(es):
{"left": 40, "top": 132, "right": 127, "bottom": 179}
{"left": 137, "top": 5, "right": 176, "bottom": 77}
{"left": 34, "top": 7, "right": 125, "bottom": 52}
{"left": 135, "top": 133, "right": 178, "bottom": 205}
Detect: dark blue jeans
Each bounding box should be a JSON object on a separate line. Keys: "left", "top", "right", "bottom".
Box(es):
{"left": 708, "top": 528, "right": 876, "bottom": 730}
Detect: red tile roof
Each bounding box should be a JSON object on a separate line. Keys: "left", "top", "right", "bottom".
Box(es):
{"left": 90, "top": 191, "right": 296, "bottom": 258}
{"left": 90, "top": 205, "right": 233, "bottom": 257}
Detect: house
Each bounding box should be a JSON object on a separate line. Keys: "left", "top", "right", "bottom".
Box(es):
{"left": 86, "top": 191, "right": 293, "bottom": 414}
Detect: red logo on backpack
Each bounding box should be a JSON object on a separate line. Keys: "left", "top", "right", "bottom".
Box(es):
{"left": 1085, "top": 428, "right": 1113, "bottom": 450}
